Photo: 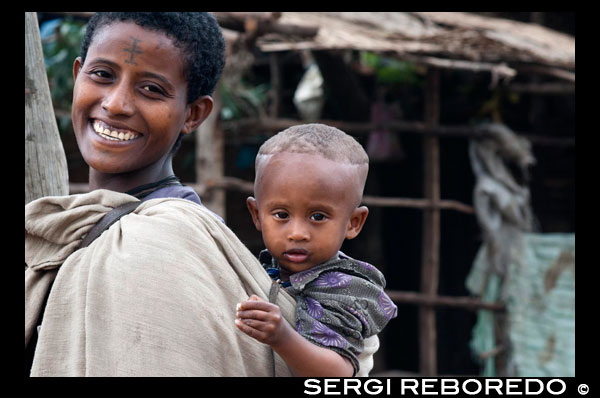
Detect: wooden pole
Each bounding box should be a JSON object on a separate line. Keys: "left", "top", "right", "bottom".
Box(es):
{"left": 25, "top": 12, "right": 69, "bottom": 204}
{"left": 268, "top": 53, "right": 281, "bottom": 118}
{"left": 196, "top": 84, "right": 225, "bottom": 218}
{"left": 222, "top": 118, "right": 575, "bottom": 147}
{"left": 386, "top": 290, "right": 505, "bottom": 312}
{"left": 70, "top": 177, "right": 475, "bottom": 214}
{"left": 419, "top": 68, "right": 441, "bottom": 376}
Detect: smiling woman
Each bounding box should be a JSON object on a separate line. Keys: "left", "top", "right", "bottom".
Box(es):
{"left": 71, "top": 21, "right": 212, "bottom": 189}
{"left": 25, "top": 13, "right": 382, "bottom": 377}
{"left": 26, "top": 12, "right": 359, "bottom": 378}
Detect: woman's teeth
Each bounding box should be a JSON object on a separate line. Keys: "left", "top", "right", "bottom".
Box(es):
{"left": 93, "top": 121, "right": 139, "bottom": 141}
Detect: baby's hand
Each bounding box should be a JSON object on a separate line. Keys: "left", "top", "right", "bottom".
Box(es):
{"left": 235, "top": 294, "right": 288, "bottom": 347}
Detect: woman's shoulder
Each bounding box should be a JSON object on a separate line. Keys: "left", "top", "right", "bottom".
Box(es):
{"left": 142, "top": 184, "right": 201, "bottom": 204}
{"left": 139, "top": 185, "right": 225, "bottom": 224}
{"left": 133, "top": 196, "right": 224, "bottom": 234}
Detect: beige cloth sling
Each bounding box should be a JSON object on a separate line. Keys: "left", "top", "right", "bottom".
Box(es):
{"left": 25, "top": 189, "right": 378, "bottom": 376}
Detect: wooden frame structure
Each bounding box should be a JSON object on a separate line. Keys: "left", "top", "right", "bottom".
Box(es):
{"left": 190, "top": 67, "right": 572, "bottom": 376}
{"left": 187, "top": 69, "right": 572, "bottom": 376}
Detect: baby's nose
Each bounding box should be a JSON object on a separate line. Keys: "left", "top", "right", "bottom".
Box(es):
{"left": 287, "top": 220, "right": 310, "bottom": 241}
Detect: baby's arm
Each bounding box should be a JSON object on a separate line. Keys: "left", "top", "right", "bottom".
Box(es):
{"left": 235, "top": 295, "right": 354, "bottom": 377}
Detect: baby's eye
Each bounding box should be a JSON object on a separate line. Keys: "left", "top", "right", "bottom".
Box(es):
{"left": 310, "top": 213, "right": 326, "bottom": 221}
{"left": 274, "top": 212, "right": 289, "bottom": 219}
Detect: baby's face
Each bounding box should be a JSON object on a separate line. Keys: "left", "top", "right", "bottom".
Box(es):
{"left": 248, "top": 153, "right": 367, "bottom": 274}
{"left": 71, "top": 21, "right": 192, "bottom": 175}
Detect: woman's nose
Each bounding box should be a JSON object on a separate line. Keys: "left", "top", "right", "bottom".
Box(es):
{"left": 102, "top": 81, "right": 135, "bottom": 116}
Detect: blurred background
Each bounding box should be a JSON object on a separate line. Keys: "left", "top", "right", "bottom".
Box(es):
{"left": 34, "top": 12, "right": 575, "bottom": 377}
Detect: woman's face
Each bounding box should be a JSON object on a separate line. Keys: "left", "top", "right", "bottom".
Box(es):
{"left": 72, "top": 21, "right": 197, "bottom": 175}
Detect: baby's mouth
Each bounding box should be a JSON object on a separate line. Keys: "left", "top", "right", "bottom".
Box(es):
{"left": 283, "top": 249, "right": 310, "bottom": 263}
{"left": 92, "top": 119, "right": 141, "bottom": 142}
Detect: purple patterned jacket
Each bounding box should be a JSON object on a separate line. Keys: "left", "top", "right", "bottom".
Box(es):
{"left": 259, "top": 250, "right": 398, "bottom": 375}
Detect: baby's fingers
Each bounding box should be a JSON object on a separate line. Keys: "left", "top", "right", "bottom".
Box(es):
{"left": 237, "top": 308, "right": 281, "bottom": 324}
{"left": 234, "top": 318, "right": 270, "bottom": 342}
{"left": 248, "top": 294, "right": 265, "bottom": 302}
{"left": 237, "top": 298, "right": 277, "bottom": 312}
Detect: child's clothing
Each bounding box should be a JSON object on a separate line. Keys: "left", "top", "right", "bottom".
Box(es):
{"left": 259, "top": 250, "right": 398, "bottom": 374}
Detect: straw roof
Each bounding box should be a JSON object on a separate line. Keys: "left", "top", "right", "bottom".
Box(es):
{"left": 250, "top": 12, "right": 574, "bottom": 80}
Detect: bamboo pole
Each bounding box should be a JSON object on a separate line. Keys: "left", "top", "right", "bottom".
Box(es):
{"left": 195, "top": 84, "right": 225, "bottom": 218}
{"left": 25, "top": 12, "right": 69, "bottom": 204}
{"left": 401, "top": 54, "right": 516, "bottom": 80}
{"left": 70, "top": 176, "right": 475, "bottom": 214}
{"left": 361, "top": 195, "right": 474, "bottom": 214}
{"left": 508, "top": 82, "right": 574, "bottom": 95}
{"left": 419, "top": 68, "right": 441, "bottom": 376}
{"left": 268, "top": 53, "right": 281, "bottom": 118}
{"left": 222, "top": 117, "right": 575, "bottom": 147}
{"left": 386, "top": 290, "right": 505, "bottom": 312}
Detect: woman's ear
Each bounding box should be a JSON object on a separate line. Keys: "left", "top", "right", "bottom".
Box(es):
{"left": 73, "top": 57, "right": 83, "bottom": 81}
{"left": 181, "top": 95, "right": 214, "bottom": 135}
{"left": 246, "top": 196, "right": 262, "bottom": 231}
{"left": 345, "top": 206, "right": 369, "bottom": 240}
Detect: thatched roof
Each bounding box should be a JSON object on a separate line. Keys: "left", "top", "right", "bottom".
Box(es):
{"left": 223, "top": 12, "right": 574, "bottom": 82}
{"left": 56, "top": 12, "right": 575, "bottom": 82}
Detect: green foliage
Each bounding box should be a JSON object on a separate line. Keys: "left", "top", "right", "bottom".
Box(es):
{"left": 41, "top": 17, "right": 87, "bottom": 136}
{"left": 360, "top": 51, "right": 422, "bottom": 85}
{"left": 220, "top": 81, "right": 270, "bottom": 120}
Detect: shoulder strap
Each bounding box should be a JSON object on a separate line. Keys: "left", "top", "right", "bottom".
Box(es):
{"left": 76, "top": 200, "right": 144, "bottom": 250}
{"left": 268, "top": 281, "right": 281, "bottom": 377}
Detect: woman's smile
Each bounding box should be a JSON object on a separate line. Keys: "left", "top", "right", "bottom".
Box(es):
{"left": 83, "top": 119, "right": 145, "bottom": 154}
{"left": 91, "top": 119, "right": 142, "bottom": 142}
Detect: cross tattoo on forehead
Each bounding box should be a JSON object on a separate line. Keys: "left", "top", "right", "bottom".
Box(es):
{"left": 123, "top": 37, "right": 143, "bottom": 65}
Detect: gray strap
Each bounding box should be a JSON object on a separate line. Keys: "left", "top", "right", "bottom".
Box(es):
{"left": 268, "top": 280, "right": 280, "bottom": 303}
{"left": 76, "top": 200, "right": 143, "bottom": 250}
{"left": 268, "top": 281, "right": 281, "bottom": 377}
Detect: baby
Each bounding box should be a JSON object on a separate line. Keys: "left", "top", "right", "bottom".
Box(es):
{"left": 235, "top": 123, "right": 397, "bottom": 376}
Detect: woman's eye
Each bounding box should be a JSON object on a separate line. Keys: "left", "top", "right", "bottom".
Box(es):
{"left": 90, "top": 69, "right": 111, "bottom": 79}
{"left": 311, "top": 213, "right": 326, "bottom": 221}
{"left": 274, "top": 212, "right": 289, "bottom": 219}
{"left": 142, "top": 85, "right": 165, "bottom": 95}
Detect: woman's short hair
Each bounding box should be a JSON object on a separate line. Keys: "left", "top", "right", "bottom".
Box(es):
{"left": 80, "top": 12, "right": 226, "bottom": 104}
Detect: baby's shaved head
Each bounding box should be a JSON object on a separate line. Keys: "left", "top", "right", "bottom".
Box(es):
{"left": 257, "top": 124, "right": 369, "bottom": 165}
{"left": 255, "top": 124, "right": 369, "bottom": 207}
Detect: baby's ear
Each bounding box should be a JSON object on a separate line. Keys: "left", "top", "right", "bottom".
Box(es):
{"left": 246, "top": 196, "right": 262, "bottom": 231}
{"left": 345, "top": 206, "right": 369, "bottom": 240}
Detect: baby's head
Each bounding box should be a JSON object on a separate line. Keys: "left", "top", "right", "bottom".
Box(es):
{"left": 247, "top": 124, "right": 370, "bottom": 274}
